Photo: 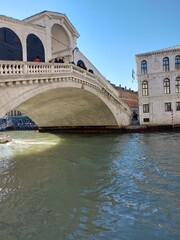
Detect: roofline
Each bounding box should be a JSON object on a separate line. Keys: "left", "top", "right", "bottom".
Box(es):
{"left": 23, "top": 10, "right": 80, "bottom": 38}
{"left": 136, "top": 45, "right": 180, "bottom": 57}
{"left": 0, "top": 14, "right": 45, "bottom": 30}
{"left": 23, "top": 10, "right": 49, "bottom": 21}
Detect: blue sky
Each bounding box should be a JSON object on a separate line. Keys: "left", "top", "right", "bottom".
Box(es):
{"left": 1, "top": 0, "right": 180, "bottom": 90}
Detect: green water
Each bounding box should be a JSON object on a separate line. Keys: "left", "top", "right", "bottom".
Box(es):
{"left": 0, "top": 131, "right": 179, "bottom": 240}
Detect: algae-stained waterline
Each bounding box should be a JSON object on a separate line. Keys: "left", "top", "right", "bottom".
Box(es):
{"left": 0, "top": 131, "right": 179, "bottom": 240}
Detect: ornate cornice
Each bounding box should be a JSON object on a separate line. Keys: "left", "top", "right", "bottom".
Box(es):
{"left": 0, "top": 15, "right": 45, "bottom": 30}
{"left": 136, "top": 46, "right": 180, "bottom": 58}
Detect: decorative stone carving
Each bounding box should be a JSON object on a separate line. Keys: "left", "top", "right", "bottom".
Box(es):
{"left": 151, "top": 61, "right": 161, "bottom": 70}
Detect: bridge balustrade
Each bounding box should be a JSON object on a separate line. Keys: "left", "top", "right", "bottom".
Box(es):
{"left": 0, "top": 61, "right": 131, "bottom": 114}
{"left": 0, "top": 61, "right": 118, "bottom": 95}
{"left": 0, "top": 61, "right": 89, "bottom": 75}
{"left": 0, "top": 61, "right": 132, "bottom": 126}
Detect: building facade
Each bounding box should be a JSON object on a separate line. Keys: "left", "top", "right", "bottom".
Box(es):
{"left": 110, "top": 83, "right": 139, "bottom": 124}
{"left": 113, "top": 85, "right": 138, "bottom": 109}
{"left": 136, "top": 46, "right": 180, "bottom": 126}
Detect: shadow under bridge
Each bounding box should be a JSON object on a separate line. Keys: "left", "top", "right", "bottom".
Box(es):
{"left": 0, "top": 61, "right": 132, "bottom": 130}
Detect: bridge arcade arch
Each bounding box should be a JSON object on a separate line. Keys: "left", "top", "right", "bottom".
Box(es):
{"left": 0, "top": 27, "right": 23, "bottom": 61}
{"left": 51, "top": 24, "right": 71, "bottom": 60}
{"left": 26, "top": 34, "right": 45, "bottom": 62}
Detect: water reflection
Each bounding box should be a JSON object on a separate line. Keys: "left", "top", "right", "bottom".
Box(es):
{"left": 0, "top": 132, "right": 179, "bottom": 240}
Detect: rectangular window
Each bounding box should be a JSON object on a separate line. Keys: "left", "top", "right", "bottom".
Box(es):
{"left": 165, "top": 102, "right": 171, "bottom": 112}
{"left": 143, "top": 104, "right": 149, "bottom": 113}
{"left": 143, "top": 118, "right": 149, "bottom": 122}
{"left": 176, "top": 102, "right": 180, "bottom": 111}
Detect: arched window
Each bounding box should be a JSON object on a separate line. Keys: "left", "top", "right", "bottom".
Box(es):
{"left": 141, "top": 60, "right": 147, "bottom": 74}
{"left": 142, "top": 81, "right": 148, "bottom": 96}
{"left": 176, "top": 77, "right": 180, "bottom": 93}
{"left": 0, "top": 27, "right": 22, "bottom": 60}
{"left": 26, "top": 34, "right": 45, "bottom": 62}
{"left": 163, "top": 57, "right": 169, "bottom": 71}
{"left": 164, "top": 78, "right": 170, "bottom": 94}
{"left": 175, "top": 55, "right": 180, "bottom": 70}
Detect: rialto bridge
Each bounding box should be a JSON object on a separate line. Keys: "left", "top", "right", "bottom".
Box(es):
{"left": 0, "top": 61, "right": 132, "bottom": 130}
{"left": 0, "top": 11, "right": 132, "bottom": 130}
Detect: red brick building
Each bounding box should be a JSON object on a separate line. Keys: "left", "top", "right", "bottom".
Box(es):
{"left": 112, "top": 84, "right": 138, "bottom": 109}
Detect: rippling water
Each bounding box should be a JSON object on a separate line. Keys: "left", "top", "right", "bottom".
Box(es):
{"left": 0, "top": 131, "right": 179, "bottom": 240}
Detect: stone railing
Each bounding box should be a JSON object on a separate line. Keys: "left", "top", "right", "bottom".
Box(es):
{"left": 0, "top": 61, "right": 70, "bottom": 75}
{"left": 0, "top": 61, "right": 131, "bottom": 113}
{"left": 0, "top": 61, "right": 117, "bottom": 94}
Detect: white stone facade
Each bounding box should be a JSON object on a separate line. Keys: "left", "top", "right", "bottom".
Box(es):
{"left": 0, "top": 11, "right": 104, "bottom": 77}
{"left": 0, "top": 11, "right": 132, "bottom": 128}
{"left": 136, "top": 46, "right": 180, "bottom": 126}
{"left": 0, "top": 62, "right": 132, "bottom": 127}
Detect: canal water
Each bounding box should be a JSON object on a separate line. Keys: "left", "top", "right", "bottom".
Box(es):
{"left": 0, "top": 131, "right": 179, "bottom": 240}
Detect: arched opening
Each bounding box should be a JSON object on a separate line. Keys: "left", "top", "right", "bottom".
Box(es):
{"left": 0, "top": 109, "right": 37, "bottom": 131}
{"left": 26, "top": 34, "right": 45, "bottom": 62}
{"left": 0, "top": 27, "right": 22, "bottom": 61}
{"left": 51, "top": 24, "right": 70, "bottom": 59}
{"left": 77, "top": 59, "right": 87, "bottom": 70}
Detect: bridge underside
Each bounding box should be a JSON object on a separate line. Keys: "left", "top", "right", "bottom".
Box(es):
{"left": 17, "top": 88, "right": 118, "bottom": 130}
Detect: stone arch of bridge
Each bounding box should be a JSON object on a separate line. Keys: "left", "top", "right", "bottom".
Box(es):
{"left": 1, "top": 80, "right": 130, "bottom": 128}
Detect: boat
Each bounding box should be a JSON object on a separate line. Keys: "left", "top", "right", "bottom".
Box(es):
{"left": 0, "top": 134, "right": 12, "bottom": 144}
